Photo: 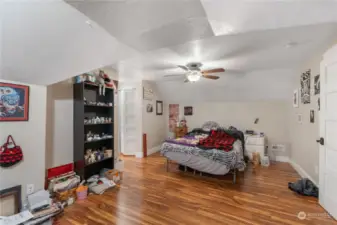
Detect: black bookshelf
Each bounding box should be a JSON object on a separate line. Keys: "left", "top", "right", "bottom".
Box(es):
{"left": 73, "top": 82, "right": 114, "bottom": 180}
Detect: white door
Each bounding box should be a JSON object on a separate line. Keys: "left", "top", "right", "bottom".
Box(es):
{"left": 319, "top": 44, "right": 337, "bottom": 220}
{"left": 119, "top": 88, "right": 138, "bottom": 155}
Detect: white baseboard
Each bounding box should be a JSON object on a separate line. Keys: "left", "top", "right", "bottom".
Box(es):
{"left": 135, "top": 152, "right": 143, "bottom": 158}
{"left": 289, "top": 159, "right": 319, "bottom": 187}
{"left": 147, "top": 145, "right": 161, "bottom": 156}
{"left": 275, "top": 156, "right": 289, "bottom": 162}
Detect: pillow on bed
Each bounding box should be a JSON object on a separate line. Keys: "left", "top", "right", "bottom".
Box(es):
{"left": 201, "top": 121, "right": 220, "bottom": 131}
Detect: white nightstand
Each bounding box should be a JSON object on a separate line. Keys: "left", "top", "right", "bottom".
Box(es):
{"left": 244, "top": 135, "right": 267, "bottom": 162}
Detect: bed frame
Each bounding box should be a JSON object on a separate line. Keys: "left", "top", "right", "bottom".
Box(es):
{"left": 165, "top": 158, "right": 237, "bottom": 184}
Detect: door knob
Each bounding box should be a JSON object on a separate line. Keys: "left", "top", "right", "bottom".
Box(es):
{"left": 316, "top": 137, "right": 324, "bottom": 145}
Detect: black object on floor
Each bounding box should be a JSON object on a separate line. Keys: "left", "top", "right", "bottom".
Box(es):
{"left": 288, "top": 178, "right": 318, "bottom": 198}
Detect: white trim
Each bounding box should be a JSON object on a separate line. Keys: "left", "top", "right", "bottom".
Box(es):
{"left": 275, "top": 156, "right": 289, "bottom": 162}
{"left": 289, "top": 159, "right": 319, "bottom": 187}
{"left": 147, "top": 145, "right": 161, "bottom": 156}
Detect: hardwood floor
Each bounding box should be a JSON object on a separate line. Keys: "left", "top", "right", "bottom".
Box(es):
{"left": 59, "top": 153, "right": 336, "bottom": 225}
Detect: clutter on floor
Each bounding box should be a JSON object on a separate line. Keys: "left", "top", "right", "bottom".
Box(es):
{"left": 0, "top": 163, "right": 123, "bottom": 225}
{"left": 288, "top": 178, "right": 319, "bottom": 197}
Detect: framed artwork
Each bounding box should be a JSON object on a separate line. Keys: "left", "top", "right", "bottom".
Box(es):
{"left": 300, "top": 70, "right": 311, "bottom": 104}
{"left": 0, "top": 82, "right": 29, "bottom": 121}
{"left": 293, "top": 89, "right": 299, "bottom": 108}
{"left": 146, "top": 103, "right": 153, "bottom": 113}
{"left": 314, "top": 74, "right": 320, "bottom": 95}
{"left": 169, "top": 104, "right": 179, "bottom": 132}
{"left": 143, "top": 87, "right": 154, "bottom": 100}
{"left": 184, "top": 106, "right": 193, "bottom": 116}
{"left": 0, "top": 185, "right": 21, "bottom": 216}
{"left": 156, "top": 100, "right": 163, "bottom": 115}
{"left": 310, "top": 110, "right": 315, "bottom": 123}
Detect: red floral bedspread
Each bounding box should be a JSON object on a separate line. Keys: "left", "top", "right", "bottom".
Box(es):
{"left": 197, "top": 130, "right": 236, "bottom": 151}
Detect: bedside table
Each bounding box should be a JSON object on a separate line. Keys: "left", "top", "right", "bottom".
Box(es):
{"left": 245, "top": 135, "right": 266, "bottom": 162}
{"left": 174, "top": 127, "right": 188, "bottom": 138}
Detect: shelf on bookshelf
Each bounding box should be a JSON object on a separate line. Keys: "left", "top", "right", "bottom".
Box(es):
{"left": 85, "top": 157, "right": 113, "bottom": 167}
{"left": 85, "top": 137, "right": 113, "bottom": 144}
{"left": 84, "top": 82, "right": 113, "bottom": 90}
{"left": 84, "top": 104, "right": 113, "bottom": 108}
{"left": 84, "top": 122, "right": 113, "bottom": 126}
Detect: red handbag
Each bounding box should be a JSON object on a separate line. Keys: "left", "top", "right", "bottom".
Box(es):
{"left": 0, "top": 135, "right": 23, "bottom": 167}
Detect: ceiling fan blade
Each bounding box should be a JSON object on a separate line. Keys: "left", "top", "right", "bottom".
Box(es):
{"left": 202, "top": 68, "right": 225, "bottom": 74}
{"left": 163, "top": 74, "right": 185, "bottom": 78}
{"left": 202, "top": 75, "right": 219, "bottom": 80}
{"left": 178, "top": 65, "right": 189, "bottom": 71}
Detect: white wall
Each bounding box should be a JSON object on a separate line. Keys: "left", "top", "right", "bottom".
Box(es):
{"left": 168, "top": 101, "right": 290, "bottom": 158}
{"left": 46, "top": 79, "right": 73, "bottom": 168}
{"left": 142, "top": 80, "right": 166, "bottom": 153}
{"left": 288, "top": 56, "right": 321, "bottom": 184}
{"left": 0, "top": 80, "right": 46, "bottom": 199}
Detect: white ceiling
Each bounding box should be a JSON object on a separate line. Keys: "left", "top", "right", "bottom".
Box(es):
{"left": 1, "top": 1, "right": 137, "bottom": 85}
{"left": 2, "top": 0, "right": 337, "bottom": 101}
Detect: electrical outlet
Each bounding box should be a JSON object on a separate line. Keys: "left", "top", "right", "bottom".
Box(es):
{"left": 315, "top": 166, "right": 319, "bottom": 175}
{"left": 26, "top": 184, "right": 34, "bottom": 195}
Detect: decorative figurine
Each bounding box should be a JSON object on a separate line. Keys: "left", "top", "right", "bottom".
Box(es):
{"left": 88, "top": 152, "right": 96, "bottom": 164}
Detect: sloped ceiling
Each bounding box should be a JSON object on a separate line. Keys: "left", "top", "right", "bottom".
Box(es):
{"left": 2, "top": 0, "right": 337, "bottom": 101}
{"left": 1, "top": 1, "right": 137, "bottom": 85}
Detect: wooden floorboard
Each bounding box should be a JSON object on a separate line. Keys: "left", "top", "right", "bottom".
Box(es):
{"left": 58, "top": 153, "right": 336, "bottom": 225}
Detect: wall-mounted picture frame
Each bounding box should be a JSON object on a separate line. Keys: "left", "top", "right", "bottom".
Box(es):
{"left": 314, "top": 74, "right": 320, "bottom": 95}
{"left": 293, "top": 89, "right": 299, "bottom": 108}
{"left": 184, "top": 106, "right": 193, "bottom": 116}
{"left": 156, "top": 100, "right": 163, "bottom": 115}
{"left": 146, "top": 104, "right": 153, "bottom": 113}
{"left": 0, "top": 82, "right": 29, "bottom": 121}
{"left": 0, "top": 185, "right": 21, "bottom": 216}
{"left": 310, "top": 110, "right": 315, "bottom": 123}
{"left": 300, "top": 70, "right": 311, "bottom": 104}
{"left": 143, "top": 87, "right": 154, "bottom": 100}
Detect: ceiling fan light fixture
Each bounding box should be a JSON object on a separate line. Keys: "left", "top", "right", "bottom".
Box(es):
{"left": 187, "top": 71, "right": 201, "bottom": 82}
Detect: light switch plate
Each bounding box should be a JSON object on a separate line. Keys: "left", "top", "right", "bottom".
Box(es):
{"left": 27, "top": 184, "right": 34, "bottom": 195}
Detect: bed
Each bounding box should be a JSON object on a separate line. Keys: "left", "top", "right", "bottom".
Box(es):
{"left": 160, "top": 122, "right": 246, "bottom": 183}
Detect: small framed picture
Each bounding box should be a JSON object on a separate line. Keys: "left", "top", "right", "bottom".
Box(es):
{"left": 0, "top": 82, "right": 29, "bottom": 121}
{"left": 156, "top": 100, "right": 163, "bottom": 115}
{"left": 184, "top": 106, "right": 193, "bottom": 116}
{"left": 146, "top": 104, "right": 153, "bottom": 113}
{"left": 0, "top": 185, "right": 21, "bottom": 216}
{"left": 310, "top": 110, "right": 315, "bottom": 123}
{"left": 293, "top": 89, "right": 299, "bottom": 108}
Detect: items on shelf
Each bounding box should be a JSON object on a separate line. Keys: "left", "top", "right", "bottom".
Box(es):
{"left": 84, "top": 148, "right": 113, "bottom": 165}
{"left": 86, "top": 131, "right": 113, "bottom": 142}
{"left": 84, "top": 98, "right": 113, "bottom": 107}
{"left": 84, "top": 116, "right": 112, "bottom": 124}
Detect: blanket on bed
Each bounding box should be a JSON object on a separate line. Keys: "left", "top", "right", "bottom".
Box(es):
{"left": 160, "top": 141, "right": 246, "bottom": 171}
{"left": 197, "top": 130, "right": 235, "bottom": 151}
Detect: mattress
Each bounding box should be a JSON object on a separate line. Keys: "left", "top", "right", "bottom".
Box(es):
{"left": 161, "top": 140, "right": 246, "bottom": 175}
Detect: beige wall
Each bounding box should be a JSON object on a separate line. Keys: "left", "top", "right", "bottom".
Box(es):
{"left": 46, "top": 79, "right": 73, "bottom": 168}
{"left": 142, "top": 80, "right": 166, "bottom": 151}
{"left": 288, "top": 56, "right": 321, "bottom": 184}
{"left": 169, "top": 101, "right": 290, "bottom": 158}
{"left": 0, "top": 80, "right": 46, "bottom": 199}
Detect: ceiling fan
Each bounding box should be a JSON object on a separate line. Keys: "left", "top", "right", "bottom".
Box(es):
{"left": 164, "top": 62, "right": 225, "bottom": 82}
